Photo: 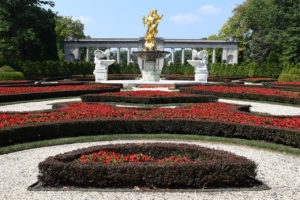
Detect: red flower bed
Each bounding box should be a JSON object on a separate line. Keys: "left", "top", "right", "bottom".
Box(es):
{"left": 1, "top": 102, "right": 300, "bottom": 130}
{"left": 77, "top": 150, "right": 193, "bottom": 164}
{"left": 186, "top": 85, "right": 299, "bottom": 98}
{"left": 274, "top": 82, "right": 300, "bottom": 85}
{"left": 99, "top": 91, "right": 195, "bottom": 97}
{"left": 0, "top": 85, "right": 112, "bottom": 95}
{"left": 138, "top": 85, "right": 175, "bottom": 88}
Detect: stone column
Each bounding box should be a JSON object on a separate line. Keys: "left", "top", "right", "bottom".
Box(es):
{"left": 192, "top": 48, "right": 195, "bottom": 60}
{"left": 86, "top": 47, "right": 90, "bottom": 62}
{"left": 117, "top": 47, "right": 121, "bottom": 64}
{"left": 74, "top": 47, "right": 81, "bottom": 61}
{"left": 181, "top": 48, "right": 185, "bottom": 64}
{"left": 171, "top": 48, "right": 175, "bottom": 63}
{"left": 127, "top": 48, "right": 131, "bottom": 65}
{"left": 212, "top": 48, "right": 216, "bottom": 63}
{"left": 222, "top": 48, "right": 228, "bottom": 63}
{"left": 233, "top": 48, "right": 238, "bottom": 64}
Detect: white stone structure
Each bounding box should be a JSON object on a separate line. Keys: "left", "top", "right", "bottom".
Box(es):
{"left": 93, "top": 49, "right": 115, "bottom": 82}
{"left": 64, "top": 34, "right": 239, "bottom": 65}
{"left": 187, "top": 50, "right": 209, "bottom": 83}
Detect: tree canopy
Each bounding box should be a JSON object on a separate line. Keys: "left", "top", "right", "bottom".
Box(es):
{"left": 0, "top": 0, "right": 57, "bottom": 61}
{"left": 55, "top": 16, "right": 85, "bottom": 60}
{"left": 210, "top": 0, "right": 300, "bottom": 63}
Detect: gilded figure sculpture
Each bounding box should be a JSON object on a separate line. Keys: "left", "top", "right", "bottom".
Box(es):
{"left": 143, "top": 9, "right": 164, "bottom": 50}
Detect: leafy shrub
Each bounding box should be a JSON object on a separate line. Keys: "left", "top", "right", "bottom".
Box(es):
{"left": 0, "top": 72, "right": 25, "bottom": 81}
{"left": 278, "top": 68, "right": 300, "bottom": 82}
{"left": 0, "top": 65, "right": 15, "bottom": 72}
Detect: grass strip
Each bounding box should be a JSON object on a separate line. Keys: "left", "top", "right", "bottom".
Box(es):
{"left": 0, "top": 134, "right": 299, "bottom": 156}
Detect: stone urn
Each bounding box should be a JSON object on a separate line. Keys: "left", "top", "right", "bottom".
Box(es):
{"left": 133, "top": 50, "right": 169, "bottom": 81}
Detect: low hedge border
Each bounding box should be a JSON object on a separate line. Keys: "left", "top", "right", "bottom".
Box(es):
{"left": 0, "top": 115, "right": 299, "bottom": 148}
{"left": 178, "top": 87, "right": 300, "bottom": 105}
{"left": 0, "top": 81, "right": 86, "bottom": 87}
{"left": 0, "top": 80, "right": 35, "bottom": 85}
{"left": 0, "top": 86, "right": 121, "bottom": 103}
{"left": 38, "top": 143, "right": 257, "bottom": 189}
{"left": 80, "top": 94, "right": 219, "bottom": 104}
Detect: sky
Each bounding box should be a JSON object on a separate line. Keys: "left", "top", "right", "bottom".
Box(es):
{"left": 44, "top": 0, "right": 246, "bottom": 39}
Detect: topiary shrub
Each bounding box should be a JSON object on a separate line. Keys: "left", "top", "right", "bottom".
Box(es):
{"left": 0, "top": 72, "right": 25, "bottom": 81}
{"left": 278, "top": 68, "right": 300, "bottom": 82}
{"left": 0, "top": 65, "right": 15, "bottom": 72}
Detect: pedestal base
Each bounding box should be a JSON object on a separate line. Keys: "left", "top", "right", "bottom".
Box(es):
{"left": 94, "top": 69, "right": 108, "bottom": 82}
{"left": 93, "top": 60, "right": 115, "bottom": 83}
{"left": 141, "top": 61, "right": 160, "bottom": 82}
{"left": 195, "top": 70, "right": 209, "bottom": 83}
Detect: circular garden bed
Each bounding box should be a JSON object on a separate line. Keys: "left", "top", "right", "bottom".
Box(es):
{"left": 81, "top": 91, "right": 218, "bottom": 104}
{"left": 37, "top": 143, "right": 257, "bottom": 189}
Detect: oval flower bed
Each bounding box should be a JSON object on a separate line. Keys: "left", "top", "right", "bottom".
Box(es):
{"left": 179, "top": 85, "right": 300, "bottom": 104}
{"left": 1, "top": 102, "right": 300, "bottom": 148}
{"left": 0, "top": 84, "right": 121, "bottom": 103}
{"left": 81, "top": 91, "right": 218, "bottom": 104}
{"left": 38, "top": 143, "right": 257, "bottom": 189}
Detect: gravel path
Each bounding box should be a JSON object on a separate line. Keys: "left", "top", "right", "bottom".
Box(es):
{"left": 0, "top": 140, "right": 299, "bottom": 200}
{"left": 0, "top": 98, "right": 81, "bottom": 112}
{"left": 219, "top": 98, "right": 300, "bottom": 116}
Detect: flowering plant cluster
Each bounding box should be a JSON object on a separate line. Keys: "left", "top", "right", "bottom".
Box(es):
{"left": 1, "top": 102, "right": 300, "bottom": 130}
{"left": 0, "top": 85, "right": 112, "bottom": 95}
{"left": 274, "top": 82, "right": 300, "bottom": 85}
{"left": 186, "top": 85, "right": 299, "bottom": 98}
{"left": 77, "top": 150, "right": 193, "bottom": 164}
{"left": 99, "top": 91, "right": 195, "bottom": 97}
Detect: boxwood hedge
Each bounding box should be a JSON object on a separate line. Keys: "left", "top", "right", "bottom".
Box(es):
{"left": 38, "top": 143, "right": 257, "bottom": 188}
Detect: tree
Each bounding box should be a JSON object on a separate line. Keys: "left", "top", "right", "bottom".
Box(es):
{"left": 0, "top": 0, "right": 57, "bottom": 61}
{"left": 55, "top": 16, "right": 85, "bottom": 60}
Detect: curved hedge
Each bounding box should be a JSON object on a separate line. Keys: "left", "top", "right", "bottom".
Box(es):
{"left": 38, "top": 143, "right": 257, "bottom": 188}
{"left": 0, "top": 116, "right": 299, "bottom": 148}
{"left": 0, "top": 85, "right": 121, "bottom": 103}
{"left": 81, "top": 94, "right": 218, "bottom": 104}
{"left": 178, "top": 86, "right": 300, "bottom": 105}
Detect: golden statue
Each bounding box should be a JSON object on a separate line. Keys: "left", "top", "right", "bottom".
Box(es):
{"left": 143, "top": 9, "right": 164, "bottom": 50}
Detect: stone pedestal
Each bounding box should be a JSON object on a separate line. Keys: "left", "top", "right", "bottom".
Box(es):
{"left": 133, "top": 50, "right": 169, "bottom": 82}
{"left": 187, "top": 60, "right": 209, "bottom": 83}
{"left": 141, "top": 61, "right": 160, "bottom": 81}
{"left": 93, "top": 60, "right": 115, "bottom": 82}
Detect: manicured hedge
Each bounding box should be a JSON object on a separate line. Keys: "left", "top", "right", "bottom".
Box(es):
{"left": 0, "top": 80, "right": 35, "bottom": 85}
{"left": 0, "top": 85, "right": 121, "bottom": 103}
{"left": 0, "top": 72, "right": 25, "bottom": 81}
{"left": 80, "top": 94, "right": 218, "bottom": 104}
{"left": 178, "top": 86, "right": 300, "bottom": 105}
{"left": 38, "top": 143, "right": 257, "bottom": 188}
{"left": 0, "top": 116, "right": 299, "bottom": 148}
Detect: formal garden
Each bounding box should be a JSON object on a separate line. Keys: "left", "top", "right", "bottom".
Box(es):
{"left": 0, "top": 0, "right": 300, "bottom": 199}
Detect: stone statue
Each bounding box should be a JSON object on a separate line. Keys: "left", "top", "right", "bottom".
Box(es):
{"left": 192, "top": 49, "right": 208, "bottom": 61}
{"left": 143, "top": 9, "right": 164, "bottom": 50}
{"left": 187, "top": 50, "right": 209, "bottom": 83}
{"left": 93, "top": 49, "right": 115, "bottom": 82}
{"left": 94, "top": 49, "right": 110, "bottom": 60}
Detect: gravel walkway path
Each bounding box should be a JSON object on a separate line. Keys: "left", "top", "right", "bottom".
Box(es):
{"left": 219, "top": 98, "right": 300, "bottom": 116}
{"left": 0, "top": 140, "right": 299, "bottom": 200}
{"left": 0, "top": 98, "right": 81, "bottom": 112}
